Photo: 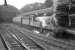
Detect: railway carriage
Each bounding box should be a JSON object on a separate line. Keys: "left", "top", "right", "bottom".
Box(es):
{"left": 13, "top": 8, "right": 54, "bottom": 31}
{"left": 13, "top": 0, "right": 75, "bottom": 34}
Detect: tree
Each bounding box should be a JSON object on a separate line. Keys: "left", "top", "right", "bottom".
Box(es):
{"left": 0, "top": 0, "right": 20, "bottom": 22}
{"left": 45, "top": 0, "right": 53, "bottom": 7}
{"left": 21, "top": 3, "right": 46, "bottom": 13}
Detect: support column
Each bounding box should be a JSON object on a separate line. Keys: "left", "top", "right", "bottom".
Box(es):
{"left": 21, "top": 17, "right": 23, "bottom": 24}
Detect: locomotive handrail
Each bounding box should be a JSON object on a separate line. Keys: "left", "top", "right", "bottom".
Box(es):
{"left": 69, "top": 14, "right": 75, "bottom": 16}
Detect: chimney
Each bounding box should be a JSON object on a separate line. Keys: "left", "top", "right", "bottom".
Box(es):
{"left": 4, "top": 0, "right": 7, "bottom": 6}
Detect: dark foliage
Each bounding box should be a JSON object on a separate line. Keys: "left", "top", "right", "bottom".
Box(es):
{"left": 21, "top": 3, "right": 46, "bottom": 13}
{"left": 0, "top": 5, "right": 20, "bottom": 23}
{"left": 45, "top": 0, "right": 53, "bottom": 7}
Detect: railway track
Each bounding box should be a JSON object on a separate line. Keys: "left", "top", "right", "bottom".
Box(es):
{"left": 1, "top": 23, "right": 75, "bottom": 50}
{"left": 0, "top": 33, "right": 7, "bottom": 50}
{"left": 8, "top": 23, "right": 75, "bottom": 50}
{"left": 0, "top": 23, "right": 45, "bottom": 50}
{"left": 0, "top": 30, "right": 27, "bottom": 50}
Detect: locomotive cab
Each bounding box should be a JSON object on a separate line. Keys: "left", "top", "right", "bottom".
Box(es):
{"left": 54, "top": 0, "right": 75, "bottom": 38}
{"left": 55, "top": 0, "right": 75, "bottom": 29}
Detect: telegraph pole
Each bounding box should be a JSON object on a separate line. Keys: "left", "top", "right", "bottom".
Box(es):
{"left": 4, "top": 0, "right": 7, "bottom": 6}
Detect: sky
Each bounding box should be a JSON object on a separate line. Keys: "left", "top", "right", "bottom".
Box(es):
{"left": 0, "top": 0, "right": 45, "bottom": 9}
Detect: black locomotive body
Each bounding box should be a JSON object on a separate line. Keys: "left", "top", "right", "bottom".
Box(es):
{"left": 53, "top": 0, "right": 75, "bottom": 38}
